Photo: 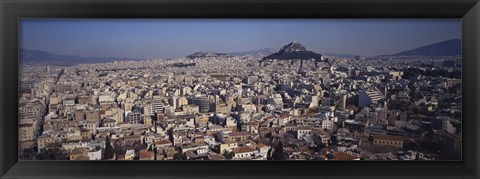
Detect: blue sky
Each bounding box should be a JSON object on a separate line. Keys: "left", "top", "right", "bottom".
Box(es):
{"left": 20, "top": 19, "right": 461, "bottom": 59}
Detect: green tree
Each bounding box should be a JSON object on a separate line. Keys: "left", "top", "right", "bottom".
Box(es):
{"left": 103, "top": 136, "right": 114, "bottom": 160}
{"left": 272, "top": 141, "right": 286, "bottom": 160}
{"left": 113, "top": 142, "right": 125, "bottom": 159}
{"left": 329, "top": 135, "right": 338, "bottom": 147}
{"left": 312, "top": 135, "right": 326, "bottom": 152}
{"left": 173, "top": 152, "right": 186, "bottom": 160}
{"left": 266, "top": 148, "right": 273, "bottom": 160}
{"left": 35, "top": 148, "right": 68, "bottom": 160}
{"left": 223, "top": 150, "right": 234, "bottom": 160}
{"left": 19, "top": 147, "right": 36, "bottom": 160}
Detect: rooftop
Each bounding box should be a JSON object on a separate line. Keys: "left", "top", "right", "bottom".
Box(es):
{"left": 373, "top": 135, "right": 404, "bottom": 141}
{"left": 233, "top": 146, "right": 256, "bottom": 154}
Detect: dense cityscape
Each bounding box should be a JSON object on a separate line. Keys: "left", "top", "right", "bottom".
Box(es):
{"left": 18, "top": 41, "right": 462, "bottom": 161}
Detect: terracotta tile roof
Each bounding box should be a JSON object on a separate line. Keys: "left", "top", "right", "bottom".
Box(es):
{"left": 298, "top": 146, "right": 311, "bottom": 153}
{"left": 331, "top": 151, "right": 360, "bottom": 160}
{"left": 265, "top": 115, "right": 275, "bottom": 120}
{"left": 256, "top": 143, "right": 268, "bottom": 149}
{"left": 279, "top": 114, "right": 289, "bottom": 118}
{"left": 312, "top": 129, "right": 330, "bottom": 136}
{"left": 233, "top": 146, "right": 256, "bottom": 154}
{"left": 208, "top": 153, "right": 226, "bottom": 160}
{"left": 139, "top": 150, "right": 154, "bottom": 159}
{"left": 155, "top": 139, "right": 171, "bottom": 145}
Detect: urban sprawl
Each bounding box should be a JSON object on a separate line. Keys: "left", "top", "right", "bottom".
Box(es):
{"left": 18, "top": 42, "right": 462, "bottom": 161}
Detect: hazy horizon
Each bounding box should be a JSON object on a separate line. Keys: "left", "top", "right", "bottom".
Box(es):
{"left": 20, "top": 19, "right": 461, "bottom": 59}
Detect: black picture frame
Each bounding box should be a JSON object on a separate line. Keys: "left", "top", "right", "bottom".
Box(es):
{"left": 1, "top": 0, "right": 479, "bottom": 178}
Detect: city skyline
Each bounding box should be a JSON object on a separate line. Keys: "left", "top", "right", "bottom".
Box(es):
{"left": 20, "top": 19, "right": 461, "bottom": 59}
{"left": 18, "top": 19, "right": 462, "bottom": 161}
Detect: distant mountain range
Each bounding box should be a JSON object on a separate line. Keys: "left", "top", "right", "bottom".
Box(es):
{"left": 186, "top": 51, "right": 231, "bottom": 59}
{"left": 186, "top": 48, "right": 277, "bottom": 59}
{"left": 228, "top": 48, "right": 277, "bottom": 57}
{"left": 21, "top": 39, "right": 461, "bottom": 65}
{"left": 388, "top": 39, "right": 461, "bottom": 57}
{"left": 20, "top": 48, "right": 143, "bottom": 65}
{"left": 263, "top": 41, "right": 323, "bottom": 60}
